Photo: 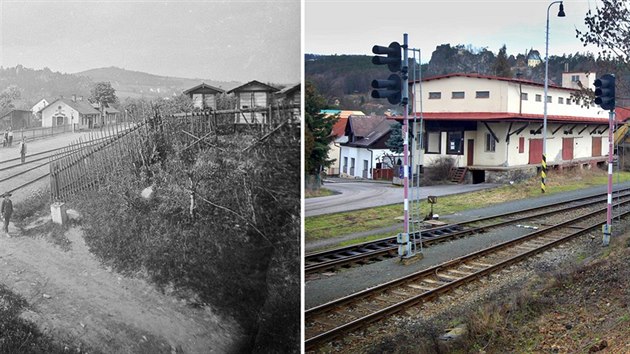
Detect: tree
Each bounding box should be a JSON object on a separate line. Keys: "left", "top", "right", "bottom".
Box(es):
{"left": 0, "top": 86, "right": 21, "bottom": 117}
{"left": 575, "top": 0, "right": 630, "bottom": 105}
{"left": 492, "top": 45, "right": 512, "bottom": 78}
{"left": 89, "top": 82, "right": 118, "bottom": 126}
{"left": 385, "top": 122, "right": 403, "bottom": 154}
{"left": 305, "top": 81, "right": 337, "bottom": 188}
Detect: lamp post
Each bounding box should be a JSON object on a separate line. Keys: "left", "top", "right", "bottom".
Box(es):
{"left": 542, "top": 0, "right": 565, "bottom": 193}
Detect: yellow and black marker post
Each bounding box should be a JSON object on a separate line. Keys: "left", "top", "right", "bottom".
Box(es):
{"left": 541, "top": 154, "right": 547, "bottom": 193}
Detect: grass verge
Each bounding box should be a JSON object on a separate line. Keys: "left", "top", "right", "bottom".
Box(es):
{"left": 305, "top": 169, "right": 630, "bottom": 243}
{"left": 305, "top": 188, "right": 335, "bottom": 198}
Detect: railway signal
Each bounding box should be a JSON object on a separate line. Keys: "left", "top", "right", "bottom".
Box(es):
{"left": 371, "top": 42, "right": 403, "bottom": 105}
{"left": 594, "top": 74, "right": 615, "bottom": 111}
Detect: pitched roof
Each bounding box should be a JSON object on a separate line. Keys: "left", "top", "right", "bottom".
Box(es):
{"left": 616, "top": 107, "right": 630, "bottom": 122}
{"left": 276, "top": 83, "right": 300, "bottom": 96}
{"left": 415, "top": 72, "right": 575, "bottom": 92}
{"left": 344, "top": 115, "right": 397, "bottom": 148}
{"left": 227, "top": 80, "right": 279, "bottom": 93}
{"left": 183, "top": 83, "right": 225, "bottom": 95}
{"left": 41, "top": 98, "right": 100, "bottom": 115}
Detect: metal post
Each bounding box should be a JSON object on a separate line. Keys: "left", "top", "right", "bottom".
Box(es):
{"left": 603, "top": 109, "right": 614, "bottom": 246}
{"left": 542, "top": 0, "right": 565, "bottom": 193}
{"left": 398, "top": 33, "right": 414, "bottom": 258}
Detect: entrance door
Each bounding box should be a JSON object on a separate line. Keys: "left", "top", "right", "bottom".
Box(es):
{"left": 592, "top": 137, "right": 602, "bottom": 157}
{"left": 562, "top": 138, "right": 574, "bottom": 160}
{"left": 467, "top": 139, "right": 474, "bottom": 166}
{"left": 529, "top": 139, "right": 543, "bottom": 164}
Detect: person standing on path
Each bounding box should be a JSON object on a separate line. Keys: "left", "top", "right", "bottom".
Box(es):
{"left": 7, "top": 128, "right": 13, "bottom": 147}
{"left": 19, "top": 139, "right": 27, "bottom": 163}
{"left": 1, "top": 193, "right": 13, "bottom": 235}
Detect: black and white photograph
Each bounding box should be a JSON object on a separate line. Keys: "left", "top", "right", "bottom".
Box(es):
{"left": 0, "top": 0, "right": 301, "bottom": 353}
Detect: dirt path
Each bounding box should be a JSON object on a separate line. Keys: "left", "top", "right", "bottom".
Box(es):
{"left": 0, "top": 221, "right": 244, "bottom": 353}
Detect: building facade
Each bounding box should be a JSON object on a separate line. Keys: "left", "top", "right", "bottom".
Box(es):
{"left": 228, "top": 80, "right": 279, "bottom": 124}
{"left": 183, "top": 83, "right": 225, "bottom": 110}
{"left": 40, "top": 98, "right": 100, "bottom": 129}
{"left": 402, "top": 73, "right": 612, "bottom": 183}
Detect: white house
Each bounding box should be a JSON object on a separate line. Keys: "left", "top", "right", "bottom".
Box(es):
{"left": 339, "top": 115, "right": 398, "bottom": 179}
{"left": 31, "top": 98, "right": 49, "bottom": 118}
{"left": 399, "top": 73, "right": 613, "bottom": 183}
{"left": 40, "top": 97, "right": 100, "bottom": 129}
{"left": 321, "top": 110, "right": 365, "bottom": 176}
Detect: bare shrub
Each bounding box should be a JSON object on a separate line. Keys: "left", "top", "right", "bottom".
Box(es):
{"left": 424, "top": 156, "right": 456, "bottom": 185}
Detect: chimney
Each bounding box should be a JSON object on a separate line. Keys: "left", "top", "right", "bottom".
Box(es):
{"left": 72, "top": 94, "right": 76, "bottom": 102}
{"left": 564, "top": 63, "right": 569, "bottom": 73}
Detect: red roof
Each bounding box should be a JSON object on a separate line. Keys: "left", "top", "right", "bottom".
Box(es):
{"left": 414, "top": 73, "right": 574, "bottom": 92}
{"left": 331, "top": 117, "right": 347, "bottom": 137}
{"left": 616, "top": 107, "right": 630, "bottom": 122}
{"left": 391, "top": 112, "right": 613, "bottom": 124}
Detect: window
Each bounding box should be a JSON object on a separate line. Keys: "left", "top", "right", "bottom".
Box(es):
{"left": 452, "top": 91, "right": 465, "bottom": 99}
{"left": 343, "top": 157, "right": 348, "bottom": 174}
{"left": 546, "top": 96, "right": 552, "bottom": 103}
{"left": 446, "top": 131, "right": 464, "bottom": 155}
{"left": 566, "top": 98, "right": 571, "bottom": 105}
{"left": 558, "top": 97, "right": 564, "bottom": 104}
{"left": 429, "top": 92, "right": 441, "bottom": 99}
{"left": 485, "top": 133, "right": 496, "bottom": 152}
{"left": 426, "top": 131, "right": 441, "bottom": 154}
{"left": 521, "top": 92, "right": 528, "bottom": 101}
{"left": 518, "top": 137, "right": 525, "bottom": 153}
{"left": 476, "top": 91, "right": 490, "bottom": 99}
{"left": 535, "top": 94, "right": 542, "bottom": 102}
{"left": 571, "top": 75, "right": 580, "bottom": 82}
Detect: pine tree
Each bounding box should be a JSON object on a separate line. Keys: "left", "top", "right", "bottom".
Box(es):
{"left": 492, "top": 45, "right": 512, "bottom": 78}
{"left": 305, "top": 81, "right": 338, "bottom": 187}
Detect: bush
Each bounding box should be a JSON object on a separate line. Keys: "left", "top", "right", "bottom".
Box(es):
{"left": 424, "top": 156, "right": 456, "bottom": 184}
{"left": 68, "top": 117, "right": 300, "bottom": 353}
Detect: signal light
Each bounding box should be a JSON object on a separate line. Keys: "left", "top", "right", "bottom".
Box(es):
{"left": 372, "top": 42, "right": 401, "bottom": 73}
{"left": 594, "top": 74, "right": 615, "bottom": 111}
{"left": 371, "top": 74, "right": 401, "bottom": 105}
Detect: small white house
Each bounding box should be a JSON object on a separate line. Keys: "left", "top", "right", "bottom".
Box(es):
{"left": 40, "top": 97, "right": 100, "bottom": 129}
{"left": 339, "top": 115, "right": 398, "bottom": 179}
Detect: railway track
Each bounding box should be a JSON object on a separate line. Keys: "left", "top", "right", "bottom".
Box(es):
{"left": 305, "top": 188, "right": 630, "bottom": 276}
{"left": 0, "top": 125, "right": 136, "bottom": 196}
{"left": 304, "top": 197, "right": 630, "bottom": 350}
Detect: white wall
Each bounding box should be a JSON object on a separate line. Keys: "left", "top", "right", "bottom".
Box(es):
{"left": 339, "top": 146, "right": 391, "bottom": 179}
{"left": 41, "top": 101, "right": 79, "bottom": 127}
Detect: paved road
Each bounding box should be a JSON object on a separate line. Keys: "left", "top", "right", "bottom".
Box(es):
{"left": 305, "top": 179, "right": 499, "bottom": 217}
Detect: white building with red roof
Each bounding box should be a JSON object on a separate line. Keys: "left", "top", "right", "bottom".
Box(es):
{"left": 398, "top": 73, "right": 616, "bottom": 183}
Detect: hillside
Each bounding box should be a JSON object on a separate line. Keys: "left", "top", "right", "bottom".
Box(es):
{"left": 75, "top": 67, "right": 241, "bottom": 99}
{"left": 305, "top": 45, "right": 610, "bottom": 115}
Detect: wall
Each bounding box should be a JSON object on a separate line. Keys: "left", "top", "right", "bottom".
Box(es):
{"left": 41, "top": 102, "right": 79, "bottom": 128}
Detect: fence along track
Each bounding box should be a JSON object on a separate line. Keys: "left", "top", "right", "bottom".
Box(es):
{"left": 49, "top": 104, "right": 300, "bottom": 201}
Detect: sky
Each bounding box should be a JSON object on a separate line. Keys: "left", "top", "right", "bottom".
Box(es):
{"left": 0, "top": 0, "right": 300, "bottom": 84}
{"left": 305, "top": 0, "right": 602, "bottom": 62}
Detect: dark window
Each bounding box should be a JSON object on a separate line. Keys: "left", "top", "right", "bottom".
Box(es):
{"left": 558, "top": 97, "right": 564, "bottom": 104}
{"left": 452, "top": 91, "right": 465, "bottom": 99}
{"left": 535, "top": 94, "right": 542, "bottom": 102}
{"left": 476, "top": 91, "right": 490, "bottom": 99}
{"left": 546, "top": 96, "right": 552, "bottom": 103}
{"left": 447, "top": 131, "right": 464, "bottom": 155}
{"left": 428, "top": 92, "right": 441, "bottom": 99}
{"left": 519, "top": 137, "right": 525, "bottom": 153}
{"left": 485, "top": 133, "right": 496, "bottom": 152}
{"left": 521, "top": 92, "right": 528, "bottom": 101}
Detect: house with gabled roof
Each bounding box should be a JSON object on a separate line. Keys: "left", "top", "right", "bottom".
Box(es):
{"left": 394, "top": 72, "right": 615, "bottom": 184}
{"left": 339, "top": 115, "right": 398, "bottom": 179}
{"left": 228, "top": 80, "right": 279, "bottom": 124}
{"left": 320, "top": 110, "right": 365, "bottom": 176}
{"left": 40, "top": 97, "right": 100, "bottom": 129}
{"left": 183, "top": 83, "right": 225, "bottom": 110}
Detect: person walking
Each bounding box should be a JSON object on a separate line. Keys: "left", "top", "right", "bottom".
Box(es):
{"left": 1, "top": 193, "right": 13, "bottom": 235}
{"left": 7, "top": 128, "right": 13, "bottom": 147}
{"left": 19, "top": 138, "right": 27, "bottom": 163}
{"left": 3, "top": 130, "right": 7, "bottom": 148}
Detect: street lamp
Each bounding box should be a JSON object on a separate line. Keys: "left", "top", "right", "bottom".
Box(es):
{"left": 542, "top": 0, "right": 565, "bottom": 193}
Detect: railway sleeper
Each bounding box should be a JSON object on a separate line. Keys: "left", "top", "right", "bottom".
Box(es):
{"left": 406, "top": 283, "right": 436, "bottom": 292}
{"left": 436, "top": 273, "right": 460, "bottom": 282}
